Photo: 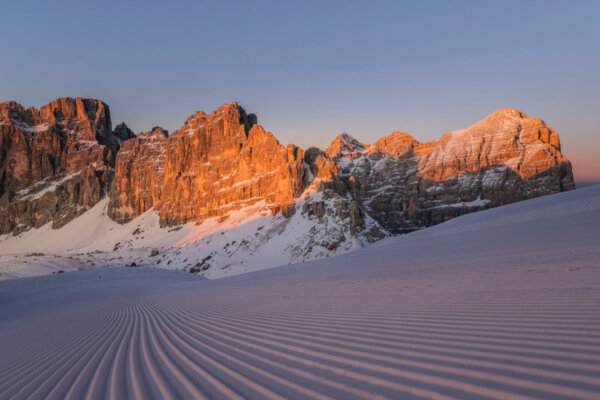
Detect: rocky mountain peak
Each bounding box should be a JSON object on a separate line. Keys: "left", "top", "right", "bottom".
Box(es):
{"left": 325, "top": 133, "right": 367, "bottom": 158}
{"left": 479, "top": 107, "right": 560, "bottom": 150}
{"left": 41, "top": 97, "right": 112, "bottom": 141}
{"left": 139, "top": 126, "right": 168, "bottom": 138}
{"left": 416, "top": 107, "right": 567, "bottom": 181}
{"left": 182, "top": 102, "right": 257, "bottom": 138}
{"left": 0, "top": 97, "right": 123, "bottom": 234}
{"left": 1, "top": 97, "right": 112, "bottom": 141}
{"left": 0, "top": 101, "right": 28, "bottom": 125}
{"left": 108, "top": 102, "right": 306, "bottom": 225}
{"left": 113, "top": 122, "right": 136, "bottom": 143}
{"left": 485, "top": 107, "right": 525, "bottom": 119}
{"left": 365, "top": 131, "right": 419, "bottom": 157}
{"left": 0, "top": 98, "right": 120, "bottom": 194}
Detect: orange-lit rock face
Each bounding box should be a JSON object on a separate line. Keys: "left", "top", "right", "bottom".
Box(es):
{"left": 413, "top": 108, "right": 569, "bottom": 182}
{"left": 159, "top": 104, "right": 308, "bottom": 225}
{"left": 365, "top": 131, "right": 419, "bottom": 158}
{"left": 108, "top": 128, "right": 168, "bottom": 223}
{"left": 331, "top": 108, "right": 570, "bottom": 184}
{"left": 0, "top": 97, "right": 128, "bottom": 234}
{"left": 325, "top": 133, "right": 367, "bottom": 158}
{"left": 304, "top": 147, "right": 339, "bottom": 180}
{"left": 109, "top": 103, "right": 308, "bottom": 225}
{"left": 0, "top": 97, "right": 113, "bottom": 195}
{"left": 330, "top": 108, "right": 574, "bottom": 233}
{"left": 109, "top": 104, "right": 573, "bottom": 232}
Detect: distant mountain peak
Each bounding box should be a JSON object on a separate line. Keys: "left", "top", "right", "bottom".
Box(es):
{"left": 325, "top": 132, "right": 368, "bottom": 158}
{"left": 365, "top": 131, "right": 419, "bottom": 157}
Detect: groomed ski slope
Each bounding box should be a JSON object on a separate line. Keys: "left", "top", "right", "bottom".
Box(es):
{"left": 0, "top": 185, "right": 599, "bottom": 399}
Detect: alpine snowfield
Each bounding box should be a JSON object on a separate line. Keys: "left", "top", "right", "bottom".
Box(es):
{"left": 1, "top": 186, "right": 599, "bottom": 399}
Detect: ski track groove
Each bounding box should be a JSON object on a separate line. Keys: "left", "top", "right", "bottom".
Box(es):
{"left": 140, "top": 301, "right": 283, "bottom": 400}
{"left": 1, "top": 308, "right": 122, "bottom": 400}
{"left": 192, "top": 306, "right": 600, "bottom": 370}
{"left": 198, "top": 307, "right": 600, "bottom": 364}
{"left": 150, "top": 302, "right": 372, "bottom": 400}
{"left": 194, "top": 306, "right": 600, "bottom": 350}
{"left": 169, "top": 305, "right": 593, "bottom": 400}
{"left": 180, "top": 305, "right": 600, "bottom": 386}
{"left": 0, "top": 313, "right": 109, "bottom": 394}
{"left": 0, "top": 289, "right": 599, "bottom": 399}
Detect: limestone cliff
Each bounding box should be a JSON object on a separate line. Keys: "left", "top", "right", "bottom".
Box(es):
{"left": 333, "top": 108, "right": 574, "bottom": 233}
{"left": 0, "top": 98, "right": 126, "bottom": 234}
{"left": 108, "top": 103, "right": 308, "bottom": 225}
{"left": 108, "top": 127, "right": 168, "bottom": 223}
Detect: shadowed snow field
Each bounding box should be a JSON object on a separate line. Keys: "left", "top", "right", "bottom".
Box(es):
{"left": 0, "top": 186, "right": 599, "bottom": 399}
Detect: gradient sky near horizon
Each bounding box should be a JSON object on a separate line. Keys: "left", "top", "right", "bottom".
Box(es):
{"left": 1, "top": 1, "right": 599, "bottom": 182}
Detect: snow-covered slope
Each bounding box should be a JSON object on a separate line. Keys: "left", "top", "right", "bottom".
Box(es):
{"left": 0, "top": 184, "right": 385, "bottom": 279}
{"left": 0, "top": 185, "right": 598, "bottom": 399}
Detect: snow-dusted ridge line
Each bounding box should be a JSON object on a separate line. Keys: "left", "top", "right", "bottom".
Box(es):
{"left": 15, "top": 172, "right": 82, "bottom": 201}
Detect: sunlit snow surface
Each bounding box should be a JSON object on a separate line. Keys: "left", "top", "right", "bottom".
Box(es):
{"left": 0, "top": 186, "right": 599, "bottom": 399}
{"left": 0, "top": 185, "right": 382, "bottom": 279}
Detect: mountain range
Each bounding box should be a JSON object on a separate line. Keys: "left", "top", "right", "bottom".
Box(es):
{"left": 0, "top": 98, "right": 574, "bottom": 277}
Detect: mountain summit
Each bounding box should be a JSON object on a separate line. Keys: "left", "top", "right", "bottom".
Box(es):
{"left": 325, "top": 133, "right": 368, "bottom": 158}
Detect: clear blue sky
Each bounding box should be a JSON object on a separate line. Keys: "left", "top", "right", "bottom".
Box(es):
{"left": 1, "top": 0, "right": 599, "bottom": 182}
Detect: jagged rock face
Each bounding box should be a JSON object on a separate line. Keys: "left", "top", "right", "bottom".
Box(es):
{"left": 159, "top": 105, "right": 306, "bottom": 225}
{"left": 0, "top": 98, "right": 115, "bottom": 195}
{"left": 304, "top": 147, "right": 339, "bottom": 180}
{"left": 113, "top": 122, "right": 136, "bottom": 143}
{"left": 0, "top": 97, "right": 112, "bottom": 142}
{"left": 340, "top": 152, "right": 421, "bottom": 233}
{"left": 0, "top": 98, "right": 125, "bottom": 234}
{"left": 364, "top": 131, "right": 418, "bottom": 157}
{"left": 414, "top": 108, "right": 570, "bottom": 182}
{"left": 335, "top": 108, "right": 575, "bottom": 233}
{"left": 109, "top": 103, "right": 308, "bottom": 225}
{"left": 108, "top": 127, "right": 168, "bottom": 223}
{"left": 325, "top": 132, "right": 367, "bottom": 158}
{"left": 0, "top": 167, "right": 111, "bottom": 235}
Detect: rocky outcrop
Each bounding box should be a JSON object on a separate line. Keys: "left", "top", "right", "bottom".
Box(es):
{"left": 325, "top": 133, "right": 367, "bottom": 158}
{"left": 364, "top": 131, "right": 418, "bottom": 157}
{"left": 304, "top": 147, "right": 339, "bottom": 180}
{"left": 0, "top": 98, "right": 114, "bottom": 195}
{"left": 414, "top": 108, "right": 570, "bottom": 182}
{"left": 108, "top": 127, "right": 168, "bottom": 223}
{"left": 334, "top": 108, "right": 575, "bottom": 233}
{"left": 0, "top": 167, "right": 111, "bottom": 235}
{"left": 0, "top": 97, "right": 127, "bottom": 234}
{"left": 158, "top": 104, "right": 307, "bottom": 226}
{"left": 109, "top": 103, "right": 308, "bottom": 226}
{"left": 113, "top": 122, "right": 136, "bottom": 143}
